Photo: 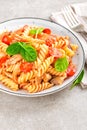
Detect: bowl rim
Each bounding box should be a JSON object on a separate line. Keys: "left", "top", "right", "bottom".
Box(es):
{"left": 0, "top": 17, "right": 85, "bottom": 97}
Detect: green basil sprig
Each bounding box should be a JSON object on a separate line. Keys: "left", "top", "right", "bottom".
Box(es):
{"left": 54, "top": 57, "right": 69, "bottom": 72}
{"left": 29, "top": 28, "right": 44, "bottom": 35}
{"left": 70, "top": 70, "right": 84, "bottom": 90}
{"left": 6, "top": 42, "right": 37, "bottom": 62}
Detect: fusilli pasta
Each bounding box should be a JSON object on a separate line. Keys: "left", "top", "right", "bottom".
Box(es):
{"left": 0, "top": 25, "right": 78, "bottom": 93}
{"left": 0, "top": 74, "right": 18, "bottom": 91}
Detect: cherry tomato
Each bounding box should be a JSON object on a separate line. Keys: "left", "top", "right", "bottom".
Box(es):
{"left": 67, "top": 64, "right": 76, "bottom": 77}
{"left": 0, "top": 56, "right": 8, "bottom": 68}
{"left": 2, "top": 35, "right": 12, "bottom": 45}
{"left": 48, "top": 47, "right": 62, "bottom": 58}
{"left": 37, "top": 34, "right": 42, "bottom": 39}
{"left": 43, "top": 28, "right": 51, "bottom": 34}
{"left": 20, "top": 62, "right": 33, "bottom": 73}
{"left": 45, "top": 36, "right": 56, "bottom": 47}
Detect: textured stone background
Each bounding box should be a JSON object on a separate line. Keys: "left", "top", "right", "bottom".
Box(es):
{"left": 0, "top": 0, "right": 87, "bottom": 130}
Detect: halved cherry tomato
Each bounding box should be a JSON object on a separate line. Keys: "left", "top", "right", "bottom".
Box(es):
{"left": 37, "top": 33, "right": 48, "bottom": 40}
{"left": 48, "top": 47, "right": 62, "bottom": 59}
{"left": 0, "top": 56, "right": 8, "bottom": 68}
{"left": 45, "top": 36, "right": 56, "bottom": 47}
{"left": 43, "top": 28, "right": 51, "bottom": 34}
{"left": 67, "top": 64, "right": 76, "bottom": 77}
{"left": 2, "top": 35, "right": 12, "bottom": 45}
{"left": 37, "top": 34, "right": 42, "bottom": 39}
{"left": 20, "top": 62, "right": 33, "bottom": 73}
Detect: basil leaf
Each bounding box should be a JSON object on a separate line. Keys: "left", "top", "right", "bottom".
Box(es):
{"left": 20, "top": 45, "right": 37, "bottom": 62}
{"left": 6, "top": 42, "right": 37, "bottom": 62}
{"left": 6, "top": 42, "right": 21, "bottom": 55}
{"left": 29, "top": 28, "right": 43, "bottom": 35}
{"left": 70, "top": 70, "right": 84, "bottom": 90}
{"left": 29, "top": 29, "right": 37, "bottom": 35}
{"left": 36, "top": 28, "right": 44, "bottom": 35}
{"left": 54, "top": 57, "right": 69, "bottom": 72}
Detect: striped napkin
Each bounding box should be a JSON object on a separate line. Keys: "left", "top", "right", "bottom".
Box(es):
{"left": 50, "top": 3, "right": 87, "bottom": 88}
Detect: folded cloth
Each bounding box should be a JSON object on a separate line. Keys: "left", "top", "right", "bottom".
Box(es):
{"left": 72, "top": 2, "right": 87, "bottom": 17}
{"left": 50, "top": 4, "right": 87, "bottom": 88}
{"left": 72, "top": 2, "right": 87, "bottom": 30}
{"left": 50, "top": 12, "right": 87, "bottom": 63}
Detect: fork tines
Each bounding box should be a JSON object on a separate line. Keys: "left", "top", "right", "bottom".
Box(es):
{"left": 62, "top": 5, "right": 84, "bottom": 31}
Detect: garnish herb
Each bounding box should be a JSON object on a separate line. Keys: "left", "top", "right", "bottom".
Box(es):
{"left": 54, "top": 57, "right": 69, "bottom": 72}
{"left": 29, "top": 29, "right": 36, "bottom": 35}
{"left": 29, "top": 28, "right": 44, "bottom": 35}
{"left": 70, "top": 70, "right": 84, "bottom": 90}
{"left": 6, "top": 42, "right": 21, "bottom": 55}
{"left": 6, "top": 42, "right": 37, "bottom": 62}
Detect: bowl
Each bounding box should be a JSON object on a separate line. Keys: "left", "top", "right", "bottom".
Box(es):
{"left": 0, "top": 17, "right": 85, "bottom": 97}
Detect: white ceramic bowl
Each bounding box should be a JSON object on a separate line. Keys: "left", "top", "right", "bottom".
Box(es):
{"left": 0, "top": 18, "right": 85, "bottom": 97}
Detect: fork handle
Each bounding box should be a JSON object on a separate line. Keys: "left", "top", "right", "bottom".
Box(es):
{"left": 78, "top": 16, "right": 87, "bottom": 33}
{"left": 83, "top": 26, "right": 87, "bottom": 33}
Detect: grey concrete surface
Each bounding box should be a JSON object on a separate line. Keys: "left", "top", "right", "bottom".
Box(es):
{"left": 0, "top": 0, "right": 87, "bottom": 130}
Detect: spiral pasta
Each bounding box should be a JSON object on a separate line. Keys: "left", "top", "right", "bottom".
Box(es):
{"left": 22, "top": 26, "right": 30, "bottom": 36}
{"left": 70, "top": 44, "right": 78, "bottom": 51}
{"left": 0, "top": 42, "right": 8, "bottom": 53}
{"left": 6, "top": 64, "right": 17, "bottom": 72}
{"left": 0, "top": 74, "right": 18, "bottom": 91}
{"left": 34, "top": 57, "right": 42, "bottom": 68}
{"left": 50, "top": 72, "right": 67, "bottom": 85}
{"left": 64, "top": 46, "right": 75, "bottom": 57}
{"left": 18, "top": 70, "right": 37, "bottom": 84}
{"left": 47, "top": 66, "right": 66, "bottom": 76}
{"left": 24, "top": 82, "right": 53, "bottom": 93}
{"left": 38, "top": 44, "right": 48, "bottom": 61}
{"left": 23, "top": 35, "right": 45, "bottom": 45}
{"left": 0, "top": 25, "right": 78, "bottom": 93}
{"left": 37, "top": 56, "right": 54, "bottom": 77}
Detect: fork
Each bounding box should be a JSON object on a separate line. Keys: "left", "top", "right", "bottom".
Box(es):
{"left": 62, "top": 5, "right": 86, "bottom": 33}
{"left": 62, "top": 5, "right": 87, "bottom": 65}
{"left": 61, "top": 5, "right": 87, "bottom": 88}
{"left": 62, "top": 5, "right": 87, "bottom": 47}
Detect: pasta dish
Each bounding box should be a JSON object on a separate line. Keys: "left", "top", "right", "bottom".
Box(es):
{"left": 0, "top": 25, "right": 78, "bottom": 93}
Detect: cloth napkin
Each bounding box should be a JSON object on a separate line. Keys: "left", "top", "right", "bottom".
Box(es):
{"left": 72, "top": 2, "right": 87, "bottom": 17}
{"left": 50, "top": 3, "right": 87, "bottom": 88}
{"left": 72, "top": 2, "right": 87, "bottom": 31}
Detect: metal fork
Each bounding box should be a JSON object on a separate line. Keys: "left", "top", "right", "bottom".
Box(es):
{"left": 62, "top": 5, "right": 86, "bottom": 32}
{"left": 61, "top": 5, "right": 87, "bottom": 88}
{"left": 62, "top": 5, "right": 87, "bottom": 43}
{"left": 62, "top": 5, "right": 87, "bottom": 66}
